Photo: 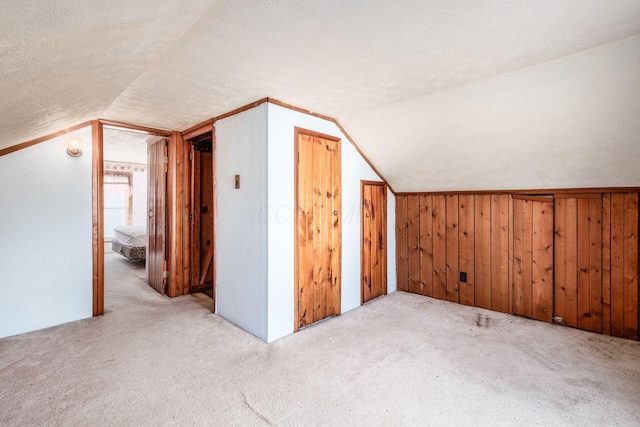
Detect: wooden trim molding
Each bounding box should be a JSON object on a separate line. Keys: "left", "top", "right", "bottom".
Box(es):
{"left": 0, "top": 121, "right": 93, "bottom": 157}
{"left": 182, "top": 98, "right": 394, "bottom": 193}
{"left": 212, "top": 98, "right": 270, "bottom": 123}
{"left": 182, "top": 120, "right": 214, "bottom": 140}
{"left": 92, "top": 120, "right": 105, "bottom": 316}
{"left": 268, "top": 98, "right": 394, "bottom": 194}
{"left": 99, "top": 119, "right": 172, "bottom": 136}
{"left": 397, "top": 187, "right": 640, "bottom": 197}
{"left": 212, "top": 125, "right": 218, "bottom": 312}
{"left": 512, "top": 195, "right": 554, "bottom": 202}
{"left": 554, "top": 192, "right": 603, "bottom": 199}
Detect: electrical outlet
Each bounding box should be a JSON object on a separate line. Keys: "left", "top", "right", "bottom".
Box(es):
{"left": 460, "top": 272, "right": 467, "bottom": 283}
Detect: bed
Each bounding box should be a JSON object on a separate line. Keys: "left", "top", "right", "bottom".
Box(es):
{"left": 111, "top": 225, "right": 147, "bottom": 261}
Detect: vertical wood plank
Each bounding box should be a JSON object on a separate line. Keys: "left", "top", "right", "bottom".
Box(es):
{"left": 530, "top": 200, "right": 553, "bottom": 322}
{"left": 329, "top": 136, "right": 342, "bottom": 318}
{"left": 512, "top": 198, "right": 524, "bottom": 316}
{"left": 564, "top": 198, "right": 579, "bottom": 327}
{"left": 508, "top": 195, "right": 514, "bottom": 315}
{"left": 610, "top": 193, "right": 625, "bottom": 337}
{"left": 531, "top": 201, "right": 544, "bottom": 321}
{"left": 311, "top": 135, "right": 324, "bottom": 323}
{"left": 296, "top": 133, "right": 314, "bottom": 328}
{"left": 92, "top": 121, "right": 104, "bottom": 316}
{"left": 553, "top": 198, "right": 567, "bottom": 324}
{"left": 623, "top": 193, "right": 639, "bottom": 339}
{"left": 446, "top": 195, "right": 459, "bottom": 302}
{"left": 396, "top": 195, "right": 409, "bottom": 292}
{"left": 577, "top": 198, "right": 591, "bottom": 330}
{"left": 540, "top": 200, "right": 554, "bottom": 323}
{"left": 521, "top": 200, "right": 533, "bottom": 318}
{"left": 474, "top": 195, "right": 492, "bottom": 309}
{"left": 602, "top": 193, "right": 612, "bottom": 335}
{"left": 433, "top": 195, "right": 448, "bottom": 300}
{"left": 588, "top": 197, "right": 603, "bottom": 333}
{"left": 376, "top": 185, "right": 388, "bottom": 298}
{"left": 458, "top": 195, "right": 475, "bottom": 306}
{"left": 491, "top": 195, "right": 510, "bottom": 313}
{"left": 362, "top": 183, "right": 372, "bottom": 304}
{"left": 408, "top": 196, "right": 422, "bottom": 294}
{"left": 419, "top": 195, "right": 434, "bottom": 297}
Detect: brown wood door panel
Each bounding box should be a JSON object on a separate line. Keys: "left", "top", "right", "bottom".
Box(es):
{"left": 513, "top": 197, "right": 553, "bottom": 322}
{"left": 361, "top": 181, "right": 387, "bottom": 304}
{"left": 295, "top": 129, "right": 341, "bottom": 330}
{"left": 554, "top": 195, "right": 604, "bottom": 333}
{"left": 147, "top": 138, "right": 167, "bottom": 295}
{"left": 395, "top": 195, "right": 409, "bottom": 292}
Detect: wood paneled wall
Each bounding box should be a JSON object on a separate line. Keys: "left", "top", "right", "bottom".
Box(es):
{"left": 396, "top": 191, "right": 639, "bottom": 340}
{"left": 605, "top": 193, "right": 639, "bottom": 339}
{"left": 397, "top": 194, "right": 512, "bottom": 312}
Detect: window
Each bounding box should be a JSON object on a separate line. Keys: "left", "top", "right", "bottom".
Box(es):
{"left": 104, "top": 173, "right": 132, "bottom": 239}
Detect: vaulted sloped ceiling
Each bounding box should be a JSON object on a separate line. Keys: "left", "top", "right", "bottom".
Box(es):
{"left": 2, "top": 0, "right": 640, "bottom": 191}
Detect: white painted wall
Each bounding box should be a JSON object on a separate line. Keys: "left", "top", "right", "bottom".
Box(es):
{"left": 386, "top": 187, "right": 396, "bottom": 295}
{"left": 215, "top": 104, "right": 269, "bottom": 341}
{"left": 0, "top": 127, "right": 93, "bottom": 338}
{"left": 266, "top": 103, "right": 396, "bottom": 342}
{"left": 132, "top": 171, "right": 147, "bottom": 227}
{"left": 344, "top": 35, "right": 640, "bottom": 192}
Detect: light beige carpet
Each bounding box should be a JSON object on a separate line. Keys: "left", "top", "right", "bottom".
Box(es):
{"left": 1, "top": 252, "right": 639, "bottom": 426}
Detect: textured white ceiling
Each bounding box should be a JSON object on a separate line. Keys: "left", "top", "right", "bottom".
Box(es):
{"left": 103, "top": 128, "right": 150, "bottom": 164}
{"left": 2, "top": 1, "right": 640, "bottom": 191}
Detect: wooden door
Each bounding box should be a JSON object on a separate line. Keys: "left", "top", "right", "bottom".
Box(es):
{"left": 295, "top": 128, "right": 341, "bottom": 331}
{"left": 512, "top": 195, "right": 554, "bottom": 322}
{"left": 147, "top": 137, "right": 167, "bottom": 294}
{"left": 554, "top": 194, "right": 603, "bottom": 333}
{"left": 361, "top": 181, "right": 387, "bottom": 304}
{"left": 189, "top": 133, "right": 215, "bottom": 294}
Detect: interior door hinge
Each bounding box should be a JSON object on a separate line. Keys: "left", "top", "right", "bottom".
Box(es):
{"left": 163, "top": 156, "right": 169, "bottom": 164}
{"left": 162, "top": 270, "right": 169, "bottom": 279}
{"left": 189, "top": 213, "right": 193, "bottom": 221}
{"left": 188, "top": 274, "right": 192, "bottom": 285}
{"left": 189, "top": 152, "right": 193, "bottom": 161}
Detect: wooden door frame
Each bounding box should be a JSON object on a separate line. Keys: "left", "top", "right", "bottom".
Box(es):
{"left": 293, "top": 127, "right": 342, "bottom": 332}
{"left": 92, "top": 120, "right": 172, "bottom": 316}
{"left": 182, "top": 124, "right": 217, "bottom": 310}
{"left": 360, "top": 180, "right": 388, "bottom": 305}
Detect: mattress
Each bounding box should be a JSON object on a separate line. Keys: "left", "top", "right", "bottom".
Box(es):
{"left": 112, "top": 225, "right": 147, "bottom": 261}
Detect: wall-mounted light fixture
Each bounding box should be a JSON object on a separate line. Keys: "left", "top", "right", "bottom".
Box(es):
{"left": 67, "top": 137, "right": 82, "bottom": 157}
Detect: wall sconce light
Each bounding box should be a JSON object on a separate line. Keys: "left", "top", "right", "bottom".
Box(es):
{"left": 67, "top": 137, "right": 82, "bottom": 157}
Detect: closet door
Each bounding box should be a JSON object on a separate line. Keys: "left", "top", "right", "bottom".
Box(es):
{"left": 554, "top": 194, "right": 603, "bottom": 333}
{"left": 295, "top": 128, "right": 341, "bottom": 331}
{"left": 361, "top": 181, "right": 387, "bottom": 304}
{"left": 512, "top": 195, "right": 554, "bottom": 322}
